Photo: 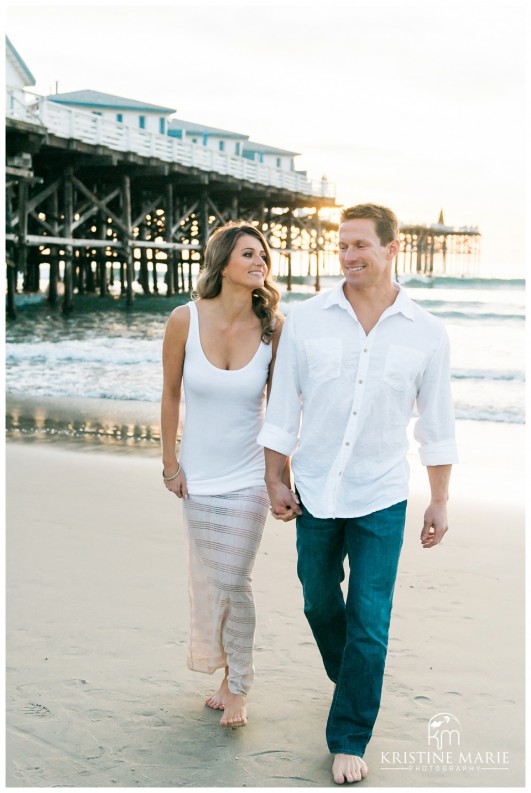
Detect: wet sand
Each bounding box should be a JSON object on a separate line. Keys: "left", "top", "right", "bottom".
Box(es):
{"left": 5, "top": 418, "right": 525, "bottom": 787}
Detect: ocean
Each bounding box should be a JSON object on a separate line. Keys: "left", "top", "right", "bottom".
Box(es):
{"left": 5, "top": 275, "right": 525, "bottom": 449}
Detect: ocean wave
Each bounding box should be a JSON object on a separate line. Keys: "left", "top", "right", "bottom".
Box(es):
{"left": 398, "top": 275, "right": 525, "bottom": 290}
{"left": 454, "top": 408, "right": 524, "bottom": 424}
{"left": 415, "top": 298, "right": 524, "bottom": 311}
{"left": 426, "top": 309, "right": 523, "bottom": 322}
{"left": 5, "top": 381, "right": 162, "bottom": 403}
{"left": 279, "top": 274, "right": 525, "bottom": 290}
{"left": 5, "top": 338, "right": 162, "bottom": 365}
{"left": 452, "top": 369, "right": 525, "bottom": 382}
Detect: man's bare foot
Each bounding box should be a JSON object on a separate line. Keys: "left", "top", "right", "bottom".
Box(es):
{"left": 332, "top": 754, "right": 368, "bottom": 784}
{"left": 219, "top": 691, "right": 247, "bottom": 728}
{"left": 205, "top": 675, "right": 229, "bottom": 710}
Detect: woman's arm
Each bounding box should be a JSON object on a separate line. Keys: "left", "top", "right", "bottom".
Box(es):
{"left": 161, "top": 304, "right": 190, "bottom": 498}
{"left": 266, "top": 313, "right": 285, "bottom": 399}
{"left": 266, "top": 315, "right": 292, "bottom": 489}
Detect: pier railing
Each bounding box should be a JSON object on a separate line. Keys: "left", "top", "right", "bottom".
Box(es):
{"left": 6, "top": 87, "right": 335, "bottom": 200}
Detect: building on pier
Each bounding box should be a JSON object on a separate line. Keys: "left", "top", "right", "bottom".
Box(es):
{"left": 168, "top": 119, "right": 249, "bottom": 158}
{"left": 242, "top": 141, "right": 301, "bottom": 172}
{"left": 5, "top": 35, "right": 35, "bottom": 95}
{"left": 47, "top": 89, "right": 177, "bottom": 136}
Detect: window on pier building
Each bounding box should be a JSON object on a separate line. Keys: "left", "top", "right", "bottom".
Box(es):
{"left": 235, "top": 142, "right": 241, "bottom": 155}
{"left": 159, "top": 118, "right": 166, "bottom": 134}
{"left": 219, "top": 140, "right": 225, "bottom": 152}
{"left": 139, "top": 115, "right": 146, "bottom": 129}
{"left": 276, "top": 157, "right": 282, "bottom": 168}
{"left": 116, "top": 113, "right": 123, "bottom": 123}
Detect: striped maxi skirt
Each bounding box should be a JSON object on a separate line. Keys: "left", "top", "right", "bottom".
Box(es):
{"left": 182, "top": 486, "right": 269, "bottom": 696}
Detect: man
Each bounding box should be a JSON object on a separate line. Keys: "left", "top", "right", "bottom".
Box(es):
{"left": 257, "top": 204, "right": 458, "bottom": 784}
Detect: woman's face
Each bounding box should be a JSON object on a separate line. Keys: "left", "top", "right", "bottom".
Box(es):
{"left": 222, "top": 234, "right": 268, "bottom": 289}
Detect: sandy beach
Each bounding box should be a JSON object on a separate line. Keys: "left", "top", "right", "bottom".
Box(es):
{"left": 5, "top": 417, "right": 525, "bottom": 788}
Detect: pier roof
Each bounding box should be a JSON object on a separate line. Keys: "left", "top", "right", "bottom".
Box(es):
{"left": 243, "top": 141, "right": 301, "bottom": 156}
{"left": 47, "top": 90, "right": 176, "bottom": 114}
{"left": 168, "top": 119, "right": 249, "bottom": 139}
{"left": 6, "top": 36, "right": 35, "bottom": 86}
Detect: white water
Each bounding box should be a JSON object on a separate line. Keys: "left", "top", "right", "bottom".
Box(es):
{"left": 5, "top": 275, "right": 525, "bottom": 424}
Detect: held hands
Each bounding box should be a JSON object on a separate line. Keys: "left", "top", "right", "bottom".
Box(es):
{"left": 163, "top": 463, "right": 189, "bottom": 499}
{"left": 420, "top": 501, "right": 448, "bottom": 548}
{"left": 267, "top": 481, "right": 302, "bottom": 522}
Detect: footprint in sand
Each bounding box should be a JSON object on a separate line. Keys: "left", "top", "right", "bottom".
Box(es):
{"left": 86, "top": 708, "right": 114, "bottom": 721}
{"left": 270, "top": 775, "right": 319, "bottom": 784}
{"left": 476, "top": 692, "right": 495, "bottom": 702}
{"left": 250, "top": 749, "right": 296, "bottom": 765}
{"left": 16, "top": 684, "right": 42, "bottom": 694}
{"left": 84, "top": 745, "right": 105, "bottom": 760}
{"left": 23, "top": 703, "right": 51, "bottom": 717}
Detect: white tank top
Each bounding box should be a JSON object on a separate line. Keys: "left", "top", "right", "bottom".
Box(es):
{"left": 179, "top": 300, "right": 272, "bottom": 495}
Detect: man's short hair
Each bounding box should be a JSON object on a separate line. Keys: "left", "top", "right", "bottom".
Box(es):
{"left": 340, "top": 204, "right": 399, "bottom": 246}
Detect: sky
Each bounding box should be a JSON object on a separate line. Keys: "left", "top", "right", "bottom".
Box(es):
{"left": 5, "top": 0, "right": 527, "bottom": 275}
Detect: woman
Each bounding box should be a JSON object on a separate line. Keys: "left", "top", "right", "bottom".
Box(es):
{"left": 161, "top": 221, "right": 284, "bottom": 728}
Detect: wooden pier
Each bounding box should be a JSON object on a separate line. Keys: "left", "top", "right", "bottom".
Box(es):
{"left": 5, "top": 90, "right": 338, "bottom": 317}
{"left": 398, "top": 211, "right": 481, "bottom": 278}
{"left": 6, "top": 93, "right": 480, "bottom": 318}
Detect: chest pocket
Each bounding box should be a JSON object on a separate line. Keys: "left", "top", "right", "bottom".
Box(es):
{"left": 383, "top": 344, "right": 425, "bottom": 391}
{"left": 305, "top": 338, "right": 343, "bottom": 383}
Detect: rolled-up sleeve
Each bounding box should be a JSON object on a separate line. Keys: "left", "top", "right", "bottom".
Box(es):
{"left": 257, "top": 309, "right": 302, "bottom": 456}
{"left": 414, "top": 328, "right": 459, "bottom": 466}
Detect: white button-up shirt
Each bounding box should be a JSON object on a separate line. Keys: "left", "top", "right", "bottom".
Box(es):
{"left": 257, "top": 280, "right": 458, "bottom": 518}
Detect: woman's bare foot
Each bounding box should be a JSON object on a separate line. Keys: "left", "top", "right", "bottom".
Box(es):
{"left": 332, "top": 754, "right": 368, "bottom": 784}
{"left": 219, "top": 691, "right": 247, "bottom": 728}
{"left": 205, "top": 674, "right": 229, "bottom": 710}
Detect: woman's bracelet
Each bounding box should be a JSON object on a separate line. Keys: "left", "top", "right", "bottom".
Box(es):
{"left": 162, "top": 463, "right": 181, "bottom": 481}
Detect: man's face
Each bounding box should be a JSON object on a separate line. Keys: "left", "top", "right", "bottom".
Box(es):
{"left": 338, "top": 219, "right": 395, "bottom": 289}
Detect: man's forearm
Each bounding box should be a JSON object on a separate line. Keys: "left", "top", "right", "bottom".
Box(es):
{"left": 265, "top": 448, "right": 289, "bottom": 484}
{"left": 426, "top": 464, "right": 452, "bottom": 502}
{"left": 281, "top": 457, "right": 292, "bottom": 489}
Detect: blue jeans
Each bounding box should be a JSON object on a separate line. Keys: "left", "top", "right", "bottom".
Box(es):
{"left": 296, "top": 499, "right": 407, "bottom": 757}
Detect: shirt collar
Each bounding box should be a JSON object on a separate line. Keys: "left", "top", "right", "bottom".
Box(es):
{"left": 322, "top": 279, "right": 416, "bottom": 321}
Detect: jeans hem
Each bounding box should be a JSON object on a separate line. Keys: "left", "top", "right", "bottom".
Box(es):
{"left": 328, "top": 746, "right": 366, "bottom": 758}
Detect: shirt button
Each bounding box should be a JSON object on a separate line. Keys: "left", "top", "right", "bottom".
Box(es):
{"left": 358, "top": 379, "right": 363, "bottom": 384}
{"left": 338, "top": 471, "right": 342, "bottom": 476}
{"left": 352, "top": 411, "right": 357, "bottom": 415}
{"left": 364, "top": 348, "right": 368, "bottom": 353}
{"left": 345, "top": 442, "right": 350, "bottom": 446}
